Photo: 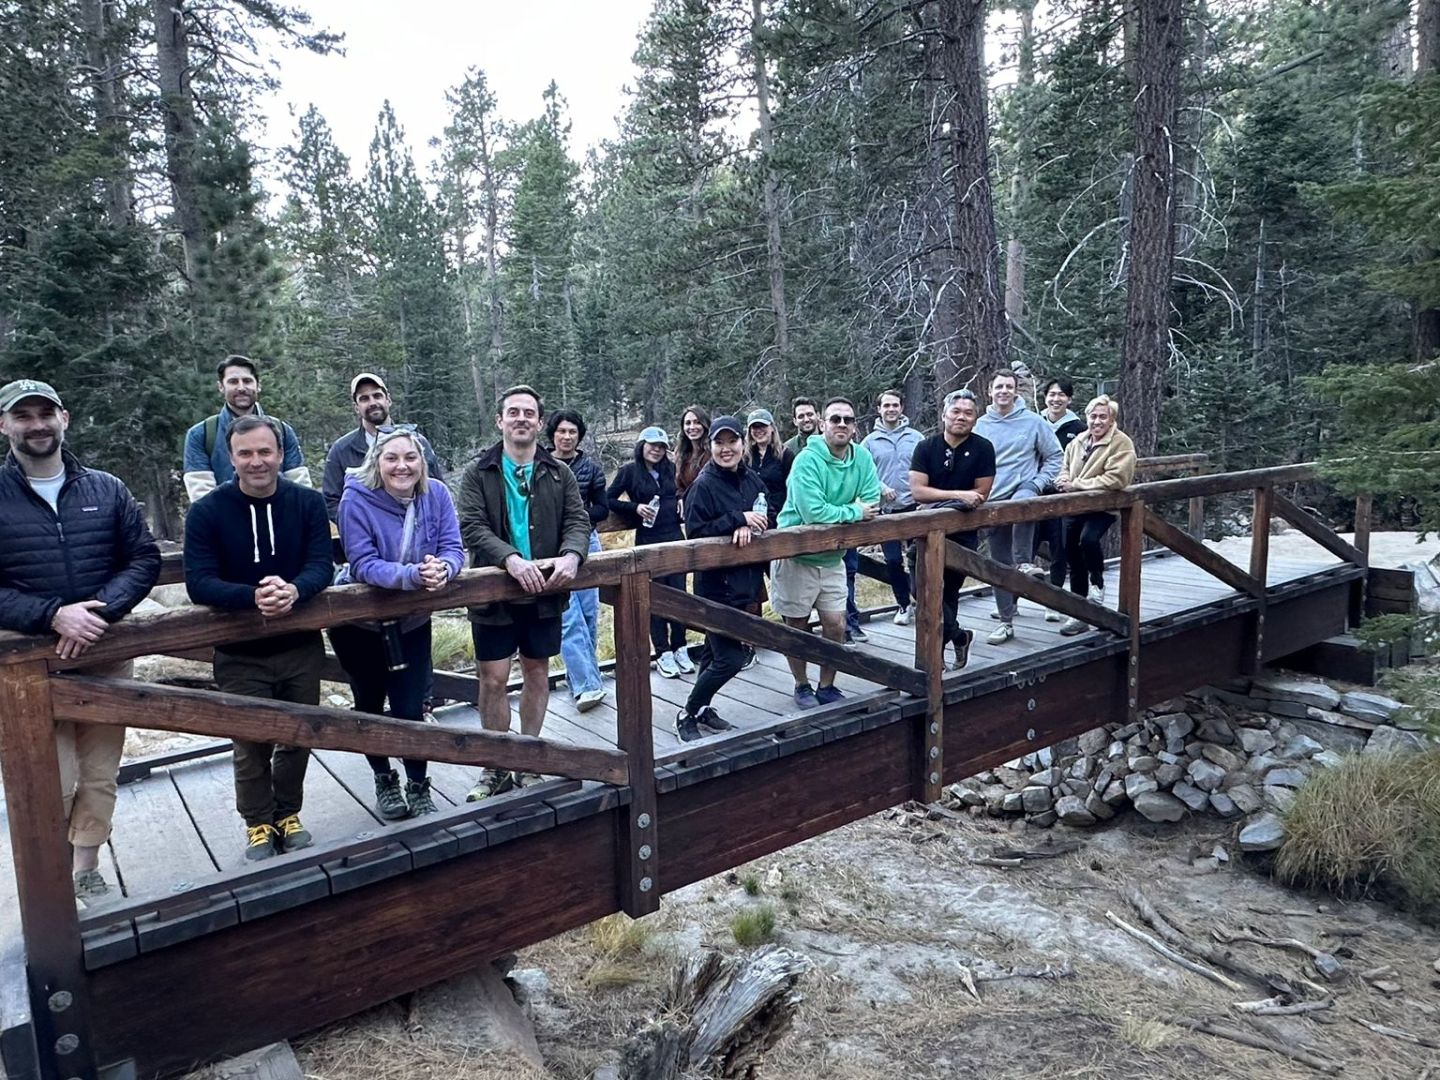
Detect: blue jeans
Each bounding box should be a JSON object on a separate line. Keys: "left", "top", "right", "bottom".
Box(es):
{"left": 983, "top": 487, "right": 1038, "bottom": 622}
{"left": 560, "top": 531, "right": 604, "bottom": 697}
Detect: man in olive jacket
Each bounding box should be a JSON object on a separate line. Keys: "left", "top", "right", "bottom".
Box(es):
{"left": 458, "top": 385, "right": 590, "bottom": 799}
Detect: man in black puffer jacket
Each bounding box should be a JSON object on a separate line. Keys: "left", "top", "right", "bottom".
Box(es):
{"left": 674, "top": 416, "right": 770, "bottom": 742}
{"left": 0, "top": 379, "right": 161, "bottom": 902}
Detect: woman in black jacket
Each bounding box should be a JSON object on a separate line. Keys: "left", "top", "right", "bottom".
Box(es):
{"left": 744, "top": 407, "right": 788, "bottom": 529}
{"left": 607, "top": 427, "right": 692, "bottom": 678}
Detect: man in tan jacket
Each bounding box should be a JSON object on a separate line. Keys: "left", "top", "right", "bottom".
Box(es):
{"left": 1055, "top": 395, "right": 1136, "bottom": 634}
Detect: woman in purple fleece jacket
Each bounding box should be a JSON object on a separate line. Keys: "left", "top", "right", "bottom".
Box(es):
{"left": 333, "top": 428, "right": 464, "bottom": 821}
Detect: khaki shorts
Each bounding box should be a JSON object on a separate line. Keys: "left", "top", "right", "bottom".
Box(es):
{"left": 769, "top": 558, "right": 847, "bottom": 619}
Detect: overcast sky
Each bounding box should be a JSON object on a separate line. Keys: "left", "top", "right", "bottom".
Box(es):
{"left": 254, "top": 0, "right": 656, "bottom": 182}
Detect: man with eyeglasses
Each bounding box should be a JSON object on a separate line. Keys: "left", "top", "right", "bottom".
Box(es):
{"left": 457, "top": 385, "right": 590, "bottom": 800}
{"left": 973, "top": 369, "right": 1062, "bottom": 644}
{"left": 322, "top": 372, "right": 444, "bottom": 523}
{"left": 909, "top": 390, "right": 996, "bottom": 669}
{"left": 773, "top": 397, "right": 882, "bottom": 709}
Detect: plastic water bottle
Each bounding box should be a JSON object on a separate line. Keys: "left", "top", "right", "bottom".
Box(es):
{"left": 753, "top": 492, "right": 767, "bottom": 520}
{"left": 642, "top": 495, "right": 660, "bottom": 528}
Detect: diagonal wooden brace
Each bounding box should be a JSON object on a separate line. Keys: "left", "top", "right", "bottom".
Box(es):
{"left": 943, "top": 540, "right": 1129, "bottom": 636}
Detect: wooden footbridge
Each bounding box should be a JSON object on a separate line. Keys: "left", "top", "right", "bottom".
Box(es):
{"left": 0, "top": 461, "right": 1402, "bottom": 1078}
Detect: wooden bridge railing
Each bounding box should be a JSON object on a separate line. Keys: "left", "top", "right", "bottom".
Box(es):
{"left": 0, "top": 459, "right": 1373, "bottom": 1078}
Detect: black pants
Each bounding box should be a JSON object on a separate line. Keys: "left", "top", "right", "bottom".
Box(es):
{"left": 1034, "top": 515, "right": 1070, "bottom": 588}
{"left": 651, "top": 572, "right": 688, "bottom": 653}
{"left": 329, "top": 621, "right": 433, "bottom": 783}
{"left": 1065, "top": 512, "right": 1115, "bottom": 597}
{"left": 941, "top": 531, "right": 980, "bottom": 644}
{"left": 684, "top": 631, "right": 748, "bottom": 714}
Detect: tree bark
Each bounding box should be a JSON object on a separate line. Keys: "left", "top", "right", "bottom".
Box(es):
{"left": 750, "top": 0, "right": 791, "bottom": 403}
{"left": 82, "top": 0, "right": 133, "bottom": 227}
{"left": 1416, "top": 0, "right": 1439, "bottom": 360}
{"left": 1118, "top": 0, "right": 1183, "bottom": 458}
{"left": 933, "top": 0, "right": 1009, "bottom": 398}
{"left": 1003, "top": 2, "right": 1034, "bottom": 331}
{"left": 153, "top": 0, "right": 207, "bottom": 281}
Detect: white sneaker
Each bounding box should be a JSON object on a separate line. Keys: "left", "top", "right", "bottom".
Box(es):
{"left": 1045, "top": 610, "right": 1063, "bottom": 623}
{"left": 576, "top": 689, "right": 606, "bottom": 712}
{"left": 1017, "top": 562, "right": 1043, "bottom": 576}
{"left": 674, "top": 647, "right": 696, "bottom": 674}
{"left": 986, "top": 623, "right": 1015, "bottom": 645}
{"left": 1092, "top": 585, "right": 1107, "bottom": 607}
{"left": 893, "top": 604, "right": 915, "bottom": 626}
{"left": 1059, "top": 617, "right": 1087, "bottom": 636}
{"left": 656, "top": 651, "right": 680, "bottom": 678}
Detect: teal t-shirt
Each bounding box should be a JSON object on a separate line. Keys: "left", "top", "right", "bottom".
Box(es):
{"left": 502, "top": 455, "right": 533, "bottom": 560}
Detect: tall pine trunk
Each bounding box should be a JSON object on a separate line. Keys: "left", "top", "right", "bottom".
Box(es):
{"left": 934, "top": 0, "right": 1009, "bottom": 396}
{"left": 1003, "top": 2, "right": 1034, "bottom": 332}
{"left": 154, "top": 0, "right": 207, "bottom": 280}
{"left": 82, "top": 0, "right": 132, "bottom": 227}
{"left": 1118, "top": 0, "right": 1183, "bottom": 458}
{"left": 750, "top": 0, "right": 791, "bottom": 402}
{"left": 1416, "top": 0, "right": 1439, "bottom": 360}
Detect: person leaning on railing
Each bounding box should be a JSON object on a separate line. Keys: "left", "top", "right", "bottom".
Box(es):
{"left": 0, "top": 379, "right": 161, "bottom": 903}
{"left": 673, "top": 416, "right": 768, "bottom": 742}
{"left": 1034, "top": 377, "right": 1087, "bottom": 623}
{"left": 331, "top": 427, "right": 465, "bottom": 822}
{"left": 183, "top": 414, "right": 334, "bottom": 862}
{"left": 1055, "top": 395, "right": 1138, "bottom": 636}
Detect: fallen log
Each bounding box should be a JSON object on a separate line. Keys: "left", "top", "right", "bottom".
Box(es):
{"left": 1105, "top": 912, "right": 1244, "bottom": 991}
{"left": 1126, "top": 888, "right": 1298, "bottom": 997}
{"left": 1180, "top": 1017, "right": 1343, "bottom": 1074}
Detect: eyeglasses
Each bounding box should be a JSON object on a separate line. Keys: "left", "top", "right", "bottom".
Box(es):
{"left": 827, "top": 414, "right": 856, "bottom": 426}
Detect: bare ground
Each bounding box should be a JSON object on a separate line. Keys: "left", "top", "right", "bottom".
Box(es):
{"left": 286, "top": 811, "right": 1440, "bottom": 1080}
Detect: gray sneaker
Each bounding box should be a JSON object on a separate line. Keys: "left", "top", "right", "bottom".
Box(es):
{"left": 374, "top": 769, "right": 409, "bottom": 820}
{"left": 405, "top": 778, "right": 438, "bottom": 817}
{"left": 656, "top": 651, "right": 681, "bottom": 678}
{"left": 73, "top": 869, "right": 108, "bottom": 901}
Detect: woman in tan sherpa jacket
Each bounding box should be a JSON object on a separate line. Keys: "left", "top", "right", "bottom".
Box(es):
{"left": 1055, "top": 396, "right": 1136, "bottom": 634}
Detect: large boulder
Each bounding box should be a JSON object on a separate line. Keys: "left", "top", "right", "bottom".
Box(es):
{"left": 1238, "top": 812, "right": 1286, "bottom": 852}
{"left": 1252, "top": 675, "right": 1340, "bottom": 711}
{"left": 1055, "top": 795, "right": 1096, "bottom": 827}
{"left": 1364, "top": 726, "right": 1428, "bottom": 757}
{"left": 1340, "top": 691, "right": 1403, "bottom": 724}
{"left": 1133, "top": 791, "right": 1187, "bottom": 823}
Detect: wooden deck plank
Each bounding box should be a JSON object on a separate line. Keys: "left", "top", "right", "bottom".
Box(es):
{"left": 108, "top": 772, "right": 218, "bottom": 898}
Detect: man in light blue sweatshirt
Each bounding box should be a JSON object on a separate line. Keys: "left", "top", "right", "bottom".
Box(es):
{"left": 861, "top": 389, "right": 924, "bottom": 623}
{"left": 973, "top": 369, "right": 1062, "bottom": 644}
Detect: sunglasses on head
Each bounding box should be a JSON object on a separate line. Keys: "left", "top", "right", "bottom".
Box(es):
{"left": 375, "top": 422, "right": 418, "bottom": 435}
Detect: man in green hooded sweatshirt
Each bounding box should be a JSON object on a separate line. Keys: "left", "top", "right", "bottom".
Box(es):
{"left": 773, "top": 396, "right": 883, "bottom": 710}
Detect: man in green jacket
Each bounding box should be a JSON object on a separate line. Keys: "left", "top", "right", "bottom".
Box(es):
{"left": 458, "top": 385, "right": 590, "bottom": 799}
{"left": 773, "top": 396, "right": 882, "bottom": 709}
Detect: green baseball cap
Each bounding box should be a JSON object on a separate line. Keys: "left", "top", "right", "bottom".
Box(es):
{"left": 0, "top": 379, "right": 64, "bottom": 413}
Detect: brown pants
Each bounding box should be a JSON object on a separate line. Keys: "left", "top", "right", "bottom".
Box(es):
{"left": 57, "top": 659, "right": 132, "bottom": 847}
{"left": 214, "top": 636, "right": 322, "bottom": 828}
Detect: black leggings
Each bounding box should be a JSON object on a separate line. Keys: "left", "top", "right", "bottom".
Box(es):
{"left": 328, "top": 621, "right": 432, "bottom": 782}
{"left": 651, "top": 572, "right": 688, "bottom": 653}
{"left": 1065, "top": 512, "right": 1115, "bottom": 597}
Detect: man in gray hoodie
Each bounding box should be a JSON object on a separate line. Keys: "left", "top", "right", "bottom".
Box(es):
{"left": 973, "top": 369, "right": 1062, "bottom": 644}
{"left": 861, "top": 389, "right": 924, "bottom": 623}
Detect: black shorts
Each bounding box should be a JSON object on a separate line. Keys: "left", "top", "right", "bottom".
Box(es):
{"left": 471, "top": 607, "right": 562, "bottom": 662}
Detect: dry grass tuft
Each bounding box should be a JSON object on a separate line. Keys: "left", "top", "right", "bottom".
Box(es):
{"left": 430, "top": 616, "right": 474, "bottom": 670}
{"left": 730, "top": 904, "right": 777, "bottom": 946}
{"left": 589, "top": 912, "right": 654, "bottom": 959}
{"left": 1116, "top": 1014, "right": 1178, "bottom": 1052}
{"left": 1276, "top": 748, "right": 1440, "bottom": 916}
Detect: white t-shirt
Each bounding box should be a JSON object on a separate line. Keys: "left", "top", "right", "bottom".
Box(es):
{"left": 26, "top": 471, "right": 64, "bottom": 512}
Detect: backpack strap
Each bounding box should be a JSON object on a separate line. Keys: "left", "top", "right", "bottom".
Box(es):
{"left": 203, "top": 413, "right": 220, "bottom": 459}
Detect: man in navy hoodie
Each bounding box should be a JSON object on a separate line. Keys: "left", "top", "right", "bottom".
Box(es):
{"left": 184, "top": 415, "right": 334, "bottom": 861}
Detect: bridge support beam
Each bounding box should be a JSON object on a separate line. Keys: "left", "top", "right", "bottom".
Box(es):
{"left": 613, "top": 572, "right": 659, "bottom": 917}
{"left": 913, "top": 530, "right": 946, "bottom": 803}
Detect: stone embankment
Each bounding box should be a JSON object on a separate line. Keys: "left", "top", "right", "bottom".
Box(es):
{"left": 945, "top": 672, "right": 1432, "bottom": 853}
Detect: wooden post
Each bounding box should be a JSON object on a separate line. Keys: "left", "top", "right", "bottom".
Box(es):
{"left": 1187, "top": 494, "right": 1204, "bottom": 539}
{"left": 1246, "top": 485, "right": 1273, "bottom": 673}
{"left": 0, "top": 661, "right": 98, "bottom": 1078}
{"left": 612, "top": 573, "right": 659, "bottom": 917}
{"left": 1353, "top": 492, "right": 1372, "bottom": 563}
{"left": 913, "top": 530, "right": 946, "bottom": 803}
{"left": 1118, "top": 506, "right": 1144, "bottom": 723}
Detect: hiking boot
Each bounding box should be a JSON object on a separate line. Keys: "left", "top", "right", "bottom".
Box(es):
{"left": 793, "top": 683, "right": 820, "bottom": 710}
{"left": 893, "top": 604, "right": 915, "bottom": 626}
{"left": 814, "top": 684, "right": 846, "bottom": 706}
{"left": 695, "top": 707, "right": 736, "bottom": 733}
{"left": 986, "top": 623, "right": 1015, "bottom": 645}
{"left": 656, "top": 651, "right": 681, "bottom": 678}
{"left": 1059, "top": 617, "right": 1087, "bottom": 636}
{"left": 373, "top": 769, "right": 409, "bottom": 820}
{"left": 245, "top": 823, "right": 279, "bottom": 861}
{"left": 405, "top": 778, "right": 438, "bottom": 817}
{"left": 466, "top": 768, "right": 516, "bottom": 802}
{"left": 675, "top": 710, "right": 703, "bottom": 742}
{"left": 276, "top": 814, "right": 312, "bottom": 852}
{"left": 674, "top": 647, "right": 696, "bottom": 674}
{"left": 73, "top": 869, "right": 108, "bottom": 901}
{"left": 950, "top": 628, "right": 974, "bottom": 670}
{"left": 741, "top": 646, "right": 758, "bottom": 671}
{"left": 847, "top": 627, "right": 869, "bottom": 644}
{"left": 576, "top": 688, "right": 606, "bottom": 712}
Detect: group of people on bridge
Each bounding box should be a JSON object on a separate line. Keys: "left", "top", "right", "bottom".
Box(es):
{"left": 0, "top": 358, "right": 1136, "bottom": 891}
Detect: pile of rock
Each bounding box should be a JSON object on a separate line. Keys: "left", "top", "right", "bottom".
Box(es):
{"left": 944, "top": 672, "right": 1432, "bottom": 852}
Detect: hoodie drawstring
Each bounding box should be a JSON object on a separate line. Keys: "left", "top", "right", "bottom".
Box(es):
{"left": 249, "top": 504, "right": 260, "bottom": 563}
{"left": 248, "top": 501, "right": 278, "bottom": 564}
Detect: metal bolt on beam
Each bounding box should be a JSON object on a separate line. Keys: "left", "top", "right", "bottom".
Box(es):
{"left": 1026, "top": 698, "right": 1036, "bottom": 711}
{"left": 928, "top": 746, "right": 939, "bottom": 759}
{"left": 55, "top": 1033, "right": 79, "bottom": 1055}
{"left": 639, "top": 877, "right": 653, "bottom": 893}
{"left": 47, "top": 991, "right": 72, "bottom": 1012}
{"left": 1026, "top": 728, "right": 1036, "bottom": 741}
{"left": 929, "top": 721, "right": 938, "bottom": 734}
{"left": 636, "top": 812, "right": 651, "bottom": 829}
{"left": 929, "top": 771, "right": 939, "bottom": 785}
{"left": 638, "top": 844, "right": 652, "bottom": 861}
